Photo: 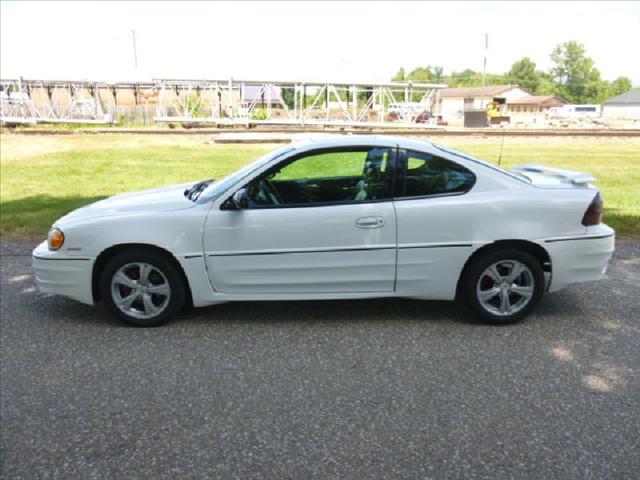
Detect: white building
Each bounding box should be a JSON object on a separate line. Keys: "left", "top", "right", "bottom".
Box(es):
{"left": 508, "top": 95, "right": 567, "bottom": 124}
{"left": 439, "top": 85, "right": 530, "bottom": 120}
{"left": 602, "top": 90, "right": 640, "bottom": 120}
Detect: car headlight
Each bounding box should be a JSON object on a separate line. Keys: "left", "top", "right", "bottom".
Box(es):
{"left": 48, "top": 227, "right": 65, "bottom": 251}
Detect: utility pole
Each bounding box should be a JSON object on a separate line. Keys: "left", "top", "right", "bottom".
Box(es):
{"left": 131, "top": 29, "right": 138, "bottom": 69}
{"left": 481, "top": 33, "right": 488, "bottom": 108}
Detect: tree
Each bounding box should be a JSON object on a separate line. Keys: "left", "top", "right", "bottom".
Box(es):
{"left": 535, "top": 71, "right": 557, "bottom": 95}
{"left": 507, "top": 57, "right": 540, "bottom": 93}
{"left": 432, "top": 66, "right": 444, "bottom": 83}
{"left": 584, "top": 69, "right": 610, "bottom": 104}
{"left": 449, "top": 69, "right": 480, "bottom": 86}
{"left": 391, "top": 65, "right": 446, "bottom": 84}
{"left": 390, "top": 66, "right": 507, "bottom": 88}
{"left": 447, "top": 69, "right": 507, "bottom": 87}
{"left": 388, "top": 43, "right": 629, "bottom": 104}
{"left": 609, "top": 76, "right": 632, "bottom": 97}
{"left": 281, "top": 87, "right": 295, "bottom": 109}
{"left": 406, "top": 66, "right": 435, "bottom": 82}
{"left": 550, "top": 41, "right": 607, "bottom": 104}
{"left": 391, "top": 66, "right": 447, "bottom": 100}
{"left": 392, "top": 68, "right": 406, "bottom": 82}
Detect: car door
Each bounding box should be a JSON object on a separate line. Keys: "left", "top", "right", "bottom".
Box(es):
{"left": 203, "top": 144, "right": 398, "bottom": 294}
{"left": 393, "top": 148, "right": 477, "bottom": 299}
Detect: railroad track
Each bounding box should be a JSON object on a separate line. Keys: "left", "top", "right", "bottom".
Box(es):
{"left": 2, "top": 126, "right": 640, "bottom": 138}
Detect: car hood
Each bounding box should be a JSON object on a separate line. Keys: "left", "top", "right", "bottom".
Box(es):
{"left": 58, "top": 182, "right": 198, "bottom": 224}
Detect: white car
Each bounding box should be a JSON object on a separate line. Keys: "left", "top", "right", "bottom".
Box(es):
{"left": 32, "top": 136, "right": 614, "bottom": 327}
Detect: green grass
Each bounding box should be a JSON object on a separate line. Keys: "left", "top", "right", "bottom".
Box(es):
{"left": 1, "top": 134, "right": 638, "bottom": 238}
{"left": 0, "top": 135, "right": 272, "bottom": 238}
{"left": 275, "top": 151, "right": 383, "bottom": 179}
{"left": 461, "top": 141, "right": 640, "bottom": 237}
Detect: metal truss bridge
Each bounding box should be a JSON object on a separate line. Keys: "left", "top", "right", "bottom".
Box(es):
{"left": 1, "top": 78, "right": 446, "bottom": 127}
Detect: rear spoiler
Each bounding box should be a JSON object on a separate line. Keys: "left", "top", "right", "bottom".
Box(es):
{"left": 512, "top": 164, "right": 596, "bottom": 186}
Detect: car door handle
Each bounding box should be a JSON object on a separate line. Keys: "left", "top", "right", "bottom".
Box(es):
{"left": 355, "top": 216, "right": 385, "bottom": 229}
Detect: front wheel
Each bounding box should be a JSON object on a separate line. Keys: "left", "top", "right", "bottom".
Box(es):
{"left": 461, "top": 249, "right": 544, "bottom": 324}
{"left": 100, "top": 249, "right": 186, "bottom": 327}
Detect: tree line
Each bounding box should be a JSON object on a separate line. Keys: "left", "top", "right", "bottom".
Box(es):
{"left": 392, "top": 41, "right": 633, "bottom": 104}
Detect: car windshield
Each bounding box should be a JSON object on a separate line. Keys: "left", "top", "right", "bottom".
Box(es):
{"left": 196, "top": 146, "right": 295, "bottom": 203}
{"left": 433, "top": 144, "right": 531, "bottom": 183}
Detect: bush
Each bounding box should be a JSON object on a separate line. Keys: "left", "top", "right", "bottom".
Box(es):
{"left": 185, "top": 95, "right": 204, "bottom": 118}
{"left": 251, "top": 108, "right": 269, "bottom": 120}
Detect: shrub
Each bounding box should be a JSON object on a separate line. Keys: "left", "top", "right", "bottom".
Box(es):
{"left": 251, "top": 108, "right": 268, "bottom": 120}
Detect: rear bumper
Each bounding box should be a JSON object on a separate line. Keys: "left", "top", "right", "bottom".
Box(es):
{"left": 544, "top": 226, "right": 615, "bottom": 292}
{"left": 32, "top": 241, "right": 95, "bottom": 305}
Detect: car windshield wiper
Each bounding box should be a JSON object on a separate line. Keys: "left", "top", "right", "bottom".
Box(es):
{"left": 184, "top": 179, "right": 214, "bottom": 202}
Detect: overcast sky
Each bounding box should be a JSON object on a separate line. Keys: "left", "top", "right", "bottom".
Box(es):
{"left": 1, "top": 1, "right": 639, "bottom": 84}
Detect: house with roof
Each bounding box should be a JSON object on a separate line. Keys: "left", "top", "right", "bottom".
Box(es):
{"left": 602, "top": 89, "right": 640, "bottom": 119}
{"left": 507, "top": 95, "right": 567, "bottom": 120}
{"left": 438, "top": 85, "right": 530, "bottom": 120}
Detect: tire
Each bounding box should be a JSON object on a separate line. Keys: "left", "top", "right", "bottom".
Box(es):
{"left": 99, "top": 248, "right": 186, "bottom": 327}
{"left": 461, "top": 249, "right": 544, "bottom": 325}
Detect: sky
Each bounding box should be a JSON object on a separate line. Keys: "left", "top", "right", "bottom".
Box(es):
{"left": 1, "top": 1, "right": 639, "bottom": 85}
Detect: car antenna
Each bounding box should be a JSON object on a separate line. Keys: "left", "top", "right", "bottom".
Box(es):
{"left": 497, "top": 128, "right": 506, "bottom": 166}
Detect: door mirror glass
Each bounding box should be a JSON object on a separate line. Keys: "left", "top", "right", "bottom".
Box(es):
{"left": 232, "top": 188, "right": 250, "bottom": 209}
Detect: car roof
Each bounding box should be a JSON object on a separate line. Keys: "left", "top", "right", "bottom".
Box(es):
{"left": 286, "top": 135, "right": 530, "bottom": 187}
{"left": 289, "top": 135, "right": 436, "bottom": 152}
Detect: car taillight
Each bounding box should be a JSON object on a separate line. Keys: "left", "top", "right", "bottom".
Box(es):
{"left": 582, "top": 192, "right": 604, "bottom": 226}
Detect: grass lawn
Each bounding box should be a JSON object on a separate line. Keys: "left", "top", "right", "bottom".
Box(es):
{"left": 1, "top": 134, "right": 638, "bottom": 238}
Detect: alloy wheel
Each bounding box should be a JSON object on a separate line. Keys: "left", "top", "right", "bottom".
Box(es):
{"left": 476, "top": 260, "right": 535, "bottom": 316}
{"left": 110, "top": 262, "right": 171, "bottom": 320}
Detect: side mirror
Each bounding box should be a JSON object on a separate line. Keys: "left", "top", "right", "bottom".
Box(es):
{"left": 232, "top": 188, "right": 249, "bottom": 209}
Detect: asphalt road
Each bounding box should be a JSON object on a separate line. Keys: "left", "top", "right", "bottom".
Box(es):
{"left": 1, "top": 240, "right": 639, "bottom": 480}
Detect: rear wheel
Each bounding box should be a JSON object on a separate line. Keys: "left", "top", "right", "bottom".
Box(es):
{"left": 100, "top": 249, "right": 185, "bottom": 327}
{"left": 462, "top": 249, "right": 544, "bottom": 324}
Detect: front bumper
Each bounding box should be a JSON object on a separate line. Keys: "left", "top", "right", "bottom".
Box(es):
{"left": 545, "top": 226, "right": 615, "bottom": 293}
{"left": 32, "top": 241, "right": 95, "bottom": 305}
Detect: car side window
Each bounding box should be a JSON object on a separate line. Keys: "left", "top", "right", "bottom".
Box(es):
{"left": 242, "top": 147, "right": 393, "bottom": 208}
{"left": 399, "top": 149, "right": 475, "bottom": 198}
